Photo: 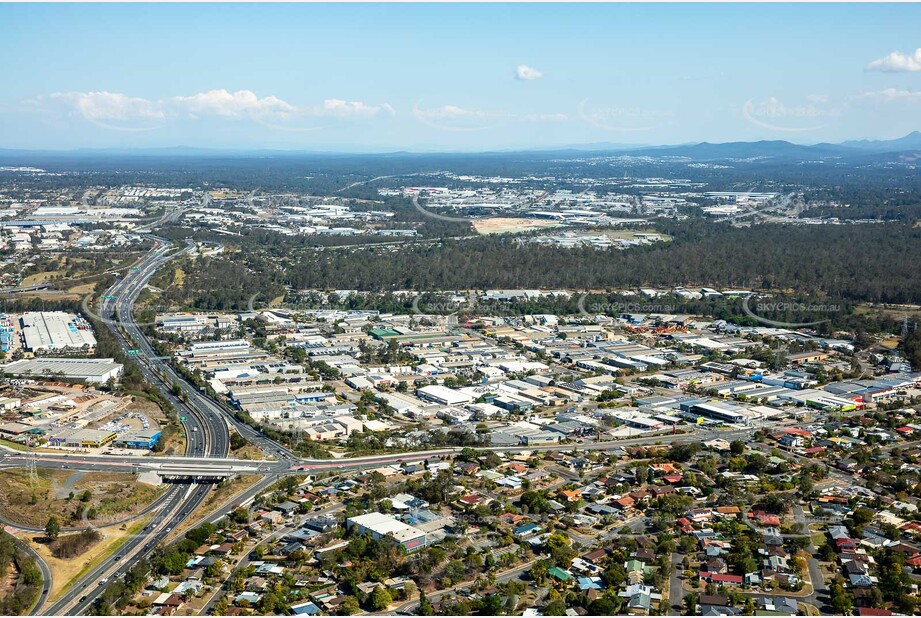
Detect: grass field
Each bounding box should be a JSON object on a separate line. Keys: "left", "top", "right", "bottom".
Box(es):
{"left": 66, "top": 282, "right": 97, "bottom": 294}
{"left": 21, "top": 271, "right": 63, "bottom": 286}
{"left": 0, "top": 438, "right": 59, "bottom": 453}
{"left": 0, "top": 469, "right": 165, "bottom": 529}
{"left": 231, "top": 443, "right": 270, "bottom": 461}
{"left": 21, "top": 516, "right": 150, "bottom": 603}
{"left": 855, "top": 302, "right": 921, "bottom": 320}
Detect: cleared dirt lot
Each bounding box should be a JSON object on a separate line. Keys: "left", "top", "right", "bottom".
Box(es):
{"left": 472, "top": 218, "right": 564, "bottom": 235}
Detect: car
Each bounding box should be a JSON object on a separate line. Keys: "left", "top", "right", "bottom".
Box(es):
{"left": 98, "top": 578, "right": 108, "bottom": 585}
{"left": 79, "top": 596, "right": 87, "bottom": 603}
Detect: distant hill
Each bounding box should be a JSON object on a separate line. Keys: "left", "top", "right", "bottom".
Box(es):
{"left": 839, "top": 131, "right": 921, "bottom": 152}
{"left": 600, "top": 132, "right": 921, "bottom": 161}
{"left": 0, "top": 132, "right": 918, "bottom": 162}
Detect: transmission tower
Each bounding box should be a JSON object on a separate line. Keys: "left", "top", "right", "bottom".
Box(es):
{"left": 27, "top": 446, "right": 38, "bottom": 489}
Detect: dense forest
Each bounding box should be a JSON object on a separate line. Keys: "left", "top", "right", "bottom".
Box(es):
{"left": 903, "top": 327, "right": 921, "bottom": 370}
{"left": 273, "top": 220, "right": 921, "bottom": 303}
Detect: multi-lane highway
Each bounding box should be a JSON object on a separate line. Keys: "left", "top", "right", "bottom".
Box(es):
{"left": 40, "top": 233, "right": 230, "bottom": 616}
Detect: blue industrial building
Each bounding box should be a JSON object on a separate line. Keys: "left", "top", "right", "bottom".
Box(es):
{"left": 117, "top": 429, "right": 162, "bottom": 449}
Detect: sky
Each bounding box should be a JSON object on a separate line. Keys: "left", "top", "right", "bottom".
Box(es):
{"left": 1, "top": 3, "right": 920, "bottom": 152}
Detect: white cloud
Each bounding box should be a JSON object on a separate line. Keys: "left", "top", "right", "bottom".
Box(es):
{"left": 317, "top": 99, "right": 396, "bottom": 118}
{"left": 419, "top": 104, "right": 499, "bottom": 119}
{"left": 855, "top": 88, "right": 921, "bottom": 104}
{"left": 27, "top": 89, "right": 395, "bottom": 131}
{"left": 515, "top": 65, "right": 543, "bottom": 81}
{"left": 867, "top": 48, "right": 921, "bottom": 72}
{"left": 170, "top": 89, "right": 295, "bottom": 118}
{"left": 39, "top": 92, "right": 165, "bottom": 131}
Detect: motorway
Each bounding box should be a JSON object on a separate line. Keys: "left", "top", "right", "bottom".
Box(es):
{"left": 39, "top": 231, "right": 230, "bottom": 615}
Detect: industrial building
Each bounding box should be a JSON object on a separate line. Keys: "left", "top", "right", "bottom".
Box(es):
{"left": 346, "top": 512, "right": 427, "bottom": 552}
{"left": 2, "top": 358, "right": 124, "bottom": 384}
{"left": 416, "top": 384, "right": 473, "bottom": 406}
{"left": 1, "top": 357, "right": 123, "bottom": 384}
{"left": 117, "top": 429, "right": 163, "bottom": 449}
{"left": 48, "top": 428, "right": 117, "bottom": 448}
{"left": 19, "top": 311, "right": 97, "bottom": 353}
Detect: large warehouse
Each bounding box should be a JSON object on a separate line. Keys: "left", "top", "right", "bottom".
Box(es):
{"left": 20, "top": 311, "right": 97, "bottom": 353}
{"left": 1, "top": 357, "right": 123, "bottom": 384}
{"left": 416, "top": 384, "right": 473, "bottom": 406}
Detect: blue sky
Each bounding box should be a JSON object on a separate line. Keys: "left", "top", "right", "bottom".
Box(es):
{"left": 1, "top": 3, "right": 920, "bottom": 151}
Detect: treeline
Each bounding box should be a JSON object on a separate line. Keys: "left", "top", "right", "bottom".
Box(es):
{"left": 0, "top": 532, "right": 42, "bottom": 616}
{"left": 149, "top": 255, "right": 287, "bottom": 312}
{"left": 904, "top": 327, "right": 921, "bottom": 370}
{"left": 50, "top": 529, "right": 101, "bottom": 560}
{"left": 280, "top": 221, "right": 921, "bottom": 304}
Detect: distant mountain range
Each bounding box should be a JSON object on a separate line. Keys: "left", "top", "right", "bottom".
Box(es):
{"left": 1, "top": 132, "right": 920, "bottom": 162}
{"left": 550, "top": 131, "right": 921, "bottom": 161}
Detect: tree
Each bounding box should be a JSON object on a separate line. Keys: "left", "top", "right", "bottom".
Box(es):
{"left": 729, "top": 440, "right": 745, "bottom": 455}
{"left": 258, "top": 592, "right": 280, "bottom": 614}
{"left": 830, "top": 581, "right": 854, "bottom": 615}
{"left": 588, "top": 597, "right": 619, "bottom": 615}
{"left": 684, "top": 592, "right": 698, "bottom": 614}
{"left": 417, "top": 589, "right": 434, "bottom": 615}
{"left": 370, "top": 586, "right": 393, "bottom": 611}
{"left": 45, "top": 516, "right": 61, "bottom": 541}
{"left": 338, "top": 596, "right": 360, "bottom": 615}
{"left": 635, "top": 465, "right": 648, "bottom": 485}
